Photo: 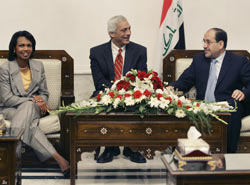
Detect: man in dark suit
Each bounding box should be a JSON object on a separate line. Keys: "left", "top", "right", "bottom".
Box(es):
{"left": 90, "top": 15, "right": 147, "bottom": 163}
{"left": 169, "top": 28, "right": 250, "bottom": 153}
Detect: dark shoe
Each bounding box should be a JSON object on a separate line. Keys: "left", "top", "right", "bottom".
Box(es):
{"left": 111, "top": 146, "right": 121, "bottom": 156}
{"left": 97, "top": 151, "right": 114, "bottom": 163}
{"left": 123, "top": 148, "right": 146, "bottom": 163}
{"left": 62, "top": 168, "right": 70, "bottom": 178}
{"left": 97, "top": 147, "right": 120, "bottom": 163}
{"left": 94, "top": 147, "right": 101, "bottom": 160}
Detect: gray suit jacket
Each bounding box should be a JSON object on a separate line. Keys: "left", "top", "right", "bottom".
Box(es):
{"left": 0, "top": 59, "right": 49, "bottom": 110}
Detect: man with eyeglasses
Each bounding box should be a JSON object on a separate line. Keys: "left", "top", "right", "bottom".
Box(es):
{"left": 169, "top": 28, "right": 250, "bottom": 153}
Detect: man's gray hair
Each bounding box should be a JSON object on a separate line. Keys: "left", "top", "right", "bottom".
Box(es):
{"left": 107, "top": 15, "right": 127, "bottom": 33}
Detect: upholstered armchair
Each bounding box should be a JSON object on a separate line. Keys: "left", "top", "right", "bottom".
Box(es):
{"left": 163, "top": 49, "right": 250, "bottom": 153}
{"left": 0, "top": 50, "right": 74, "bottom": 165}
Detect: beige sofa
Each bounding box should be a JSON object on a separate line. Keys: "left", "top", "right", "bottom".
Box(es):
{"left": 163, "top": 49, "right": 250, "bottom": 153}
{"left": 0, "top": 50, "right": 74, "bottom": 164}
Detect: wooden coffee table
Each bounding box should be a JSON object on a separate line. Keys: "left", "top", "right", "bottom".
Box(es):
{"left": 0, "top": 128, "right": 24, "bottom": 185}
{"left": 162, "top": 154, "right": 250, "bottom": 185}
{"left": 65, "top": 112, "right": 228, "bottom": 185}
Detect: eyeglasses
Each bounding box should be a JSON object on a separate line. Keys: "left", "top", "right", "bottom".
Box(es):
{"left": 202, "top": 40, "right": 217, "bottom": 45}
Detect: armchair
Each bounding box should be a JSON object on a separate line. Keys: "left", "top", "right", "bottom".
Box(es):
{"left": 163, "top": 49, "right": 250, "bottom": 153}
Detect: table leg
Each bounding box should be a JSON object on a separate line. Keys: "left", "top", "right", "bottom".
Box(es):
{"left": 70, "top": 146, "right": 76, "bottom": 185}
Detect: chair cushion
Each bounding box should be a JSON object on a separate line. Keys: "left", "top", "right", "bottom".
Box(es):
{"left": 176, "top": 58, "right": 196, "bottom": 98}
{"left": 46, "top": 133, "right": 60, "bottom": 138}
{"left": 176, "top": 58, "right": 193, "bottom": 79}
{"left": 41, "top": 59, "right": 61, "bottom": 110}
{"left": 240, "top": 132, "right": 250, "bottom": 136}
{"left": 241, "top": 115, "right": 250, "bottom": 132}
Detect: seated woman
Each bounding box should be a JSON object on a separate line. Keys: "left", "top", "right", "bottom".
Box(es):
{"left": 0, "top": 30, "right": 70, "bottom": 177}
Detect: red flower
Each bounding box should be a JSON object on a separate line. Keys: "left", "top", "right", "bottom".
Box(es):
{"left": 137, "top": 70, "right": 147, "bottom": 80}
{"left": 116, "top": 80, "right": 130, "bottom": 91}
{"left": 126, "top": 73, "right": 136, "bottom": 82}
{"left": 133, "top": 90, "right": 142, "bottom": 99}
{"left": 96, "top": 93, "right": 102, "bottom": 101}
{"left": 196, "top": 103, "right": 200, "bottom": 107}
{"left": 156, "top": 93, "right": 163, "bottom": 100}
{"left": 116, "top": 94, "right": 122, "bottom": 100}
{"left": 177, "top": 100, "right": 182, "bottom": 107}
{"left": 151, "top": 76, "right": 163, "bottom": 90}
{"left": 108, "top": 91, "right": 115, "bottom": 98}
{"left": 124, "top": 93, "right": 131, "bottom": 98}
{"left": 149, "top": 71, "right": 158, "bottom": 77}
{"left": 165, "top": 96, "right": 172, "bottom": 102}
{"left": 186, "top": 106, "right": 191, "bottom": 109}
{"left": 151, "top": 71, "right": 158, "bottom": 77}
{"left": 143, "top": 89, "right": 151, "bottom": 97}
{"left": 145, "top": 71, "right": 158, "bottom": 78}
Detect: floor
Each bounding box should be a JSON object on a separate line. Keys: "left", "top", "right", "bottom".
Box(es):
{"left": 22, "top": 149, "right": 167, "bottom": 185}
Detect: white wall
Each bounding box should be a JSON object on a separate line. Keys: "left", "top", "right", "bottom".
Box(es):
{"left": 1, "top": 0, "right": 250, "bottom": 101}
{"left": 183, "top": 0, "right": 250, "bottom": 51}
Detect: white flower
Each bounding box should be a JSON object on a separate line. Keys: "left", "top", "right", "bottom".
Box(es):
{"left": 118, "top": 89, "right": 126, "bottom": 95}
{"left": 212, "top": 101, "right": 233, "bottom": 109}
{"left": 111, "top": 81, "right": 119, "bottom": 91}
{"left": 159, "top": 98, "right": 170, "bottom": 109}
{"left": 171, "top": 94, "right": 179, "bottom": 102}
{"left": 200, "top": 103, "right": 212, "bottom": 115}
{"left": 189, "top": 107, "right": 200, "bottom": 114}
{"left": 149, "top": 97, "right": 160, "bottom": 108}
{"left": 90, "top": 101, "right": 98, "bottom": 107}
{"left": 113, "top": 98, "right": 121, "bottom": 109}
{"left": 79, "top": 100, "right": 89, "bottom": 107}
{"left": 179, "top": 96, "right": 191, "bottom": 105}
{"left": 175, "top": 109, "right": 186, "bottom": 118}
{"left": 156, "top": 89, "right": 163, "bottom": 94}
{"left": 134, "top": 95, "right": 146, "bottom": 103}
{"left": 100, "top": 95, "right": 112, "bottom": 105}
{"left": 124, "top": 97, "right": 135, "bottom": 106}
{"left": 131, "top": 77, "right": 154, "bottom": 92}
{"left": 206, "top": 103, "right": 223, "bottom": 112}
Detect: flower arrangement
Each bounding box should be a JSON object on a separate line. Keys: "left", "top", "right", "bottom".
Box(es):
{"left": 54, "top": 69, "right": 235, "bottom": 133}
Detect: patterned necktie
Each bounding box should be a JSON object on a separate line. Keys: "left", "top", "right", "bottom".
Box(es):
{"left": 205, "top": 59, "right": 218, "bottom": 102}
{"left": 114, "top": 48, "right": 123, "bottom": 82}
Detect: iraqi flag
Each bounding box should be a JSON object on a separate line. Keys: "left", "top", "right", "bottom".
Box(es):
{"left": 155, "top": 0, "right": 185, "bottom": 79}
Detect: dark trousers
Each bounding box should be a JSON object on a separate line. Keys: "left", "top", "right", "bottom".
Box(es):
{"left": 227, "top": 100, "right": 250, "bottom": 153}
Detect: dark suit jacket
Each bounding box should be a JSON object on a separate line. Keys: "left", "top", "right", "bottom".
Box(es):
{"left": 90, "top": 41, "right": 147, "bottom": 97}
{"left": 171, "top": 51, "right": 250, "bottom": 104}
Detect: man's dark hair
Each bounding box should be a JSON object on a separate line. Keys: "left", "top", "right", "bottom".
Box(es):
{"left": 212, "top": 28, "right": 227, "bottom": 48}
{"left": 8, "top": 30, "right": 36, "bottom": 61}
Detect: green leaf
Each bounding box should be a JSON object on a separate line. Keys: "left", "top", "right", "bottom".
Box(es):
{"left": 139, "top": 104, "right": 146, "bottom": 113}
